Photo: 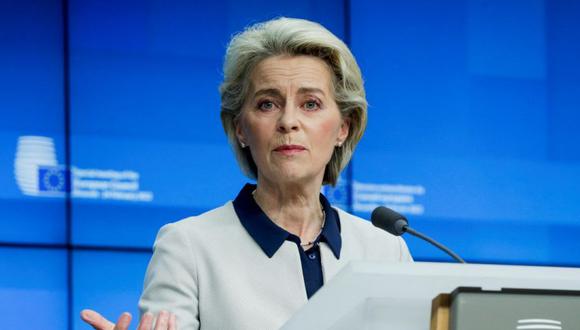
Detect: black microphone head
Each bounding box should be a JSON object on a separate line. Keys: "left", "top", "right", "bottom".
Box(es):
{"left": 371, "top": 206, "right": 409, "bottom": 236}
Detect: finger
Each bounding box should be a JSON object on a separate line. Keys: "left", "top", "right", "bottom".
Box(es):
{"left": 137, "top": 312, "right": 154, "bottom": 330}
{"left": 154, "top": 310, "right": 169, "bottom": 330}
{"left": 168, "top": 313, "right": 177, "bottom": 330}
{"left": 80, "top": 309, "right": 115, "bottom": 330}
{"left": 113, "top": 312, "right": 132, "bottom": 330}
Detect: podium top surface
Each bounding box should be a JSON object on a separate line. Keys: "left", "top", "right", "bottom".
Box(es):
{"left": 282, "top": 262, "right": 580, "bottom": 330}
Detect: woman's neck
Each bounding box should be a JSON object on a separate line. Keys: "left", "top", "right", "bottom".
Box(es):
{"left": 253, "top": 178, "right": 324, "bottom": 245}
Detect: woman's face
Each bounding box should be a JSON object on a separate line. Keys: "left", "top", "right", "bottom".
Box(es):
{"left": 236, "top": 55, "right": 350, "bottom": 186}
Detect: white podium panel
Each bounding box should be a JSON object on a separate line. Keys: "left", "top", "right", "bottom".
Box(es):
{"left": 282, "top": 262, "right": 580, "bottom": 330}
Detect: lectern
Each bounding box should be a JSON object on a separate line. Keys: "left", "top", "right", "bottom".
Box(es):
{"left": 281, "top": 262, "right": 580, "bottom": 330}
{"left": 432, "top": 287, "right": 580, "bottom": 330}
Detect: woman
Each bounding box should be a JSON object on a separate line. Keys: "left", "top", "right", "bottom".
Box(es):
{"left": 82, "top": 17, "right": 412, "bottom": 330}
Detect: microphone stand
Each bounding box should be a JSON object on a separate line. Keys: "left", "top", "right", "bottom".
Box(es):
{"left": 404, "top": 226, "right": 466, "bottom": 263}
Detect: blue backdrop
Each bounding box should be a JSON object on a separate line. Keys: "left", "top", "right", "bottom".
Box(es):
{"left": 1, "top": 0, "right": 579, "bottom": 328}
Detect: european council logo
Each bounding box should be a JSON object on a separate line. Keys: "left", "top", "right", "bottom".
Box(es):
{"left": 14, "top": 136, "right": 68, "bottom": 197}
{"left": 14, "top": 135, "right": 153, "bottom": 202}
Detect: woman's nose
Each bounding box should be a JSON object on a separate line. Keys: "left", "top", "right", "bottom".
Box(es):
{"left": 277, "top": 106, "right": 300, "bottom": 133}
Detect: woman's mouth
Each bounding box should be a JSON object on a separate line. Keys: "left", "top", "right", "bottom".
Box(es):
{"left": 273, "top": 144, "right": 306, "bottom": 155}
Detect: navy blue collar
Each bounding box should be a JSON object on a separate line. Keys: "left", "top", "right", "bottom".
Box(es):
{"left": 233, "top": 183, "right": 342, "bottom": 259}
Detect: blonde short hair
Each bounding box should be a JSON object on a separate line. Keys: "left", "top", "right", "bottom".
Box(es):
{"left": 220, "top": 17, "right": 367, "bottom": 186}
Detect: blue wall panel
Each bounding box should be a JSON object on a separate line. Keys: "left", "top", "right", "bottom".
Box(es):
{"left": 0, "top": 0, "right": 66, "bottom": 244}
{"left": 0, "top": 248, "right": 68, "bottom": 329}
{"left": 350, "top": 0, "right": 580, "bottom": 264}
{"left": 73, "top": 250, "right": 151, "bottom": 330}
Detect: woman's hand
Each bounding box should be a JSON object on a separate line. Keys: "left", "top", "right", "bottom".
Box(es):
{"left": 80, "top": 309, "right": 176, "bottom": 330}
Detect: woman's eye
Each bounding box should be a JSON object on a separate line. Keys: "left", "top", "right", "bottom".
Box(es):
{"left": 258, "top": 101, "right": 275, "bottom": 111}
{"left": 304, "top": 100, "right": 320, "bottom": 111}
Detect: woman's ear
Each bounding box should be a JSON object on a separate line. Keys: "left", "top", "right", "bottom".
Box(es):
{"left": 235, "top": 117, "right": 247, "bottom": 147}
{"left": 338, "top": 117, "right": 351, "bottom": 145}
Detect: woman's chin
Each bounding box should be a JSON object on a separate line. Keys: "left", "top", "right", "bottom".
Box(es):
{"left": 263, "top": 170, "right": 321, "bottom": 186}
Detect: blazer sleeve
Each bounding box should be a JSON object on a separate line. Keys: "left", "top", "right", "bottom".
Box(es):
{"left": 398, "top": 236, "right": 414, "bottom": 262}
{"left": 138, "top": 222, "right": 200, "bottom": 330}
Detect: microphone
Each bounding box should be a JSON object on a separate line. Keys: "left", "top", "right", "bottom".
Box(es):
{"left": 371, "top": 206, "right": 466, "bottom": 263}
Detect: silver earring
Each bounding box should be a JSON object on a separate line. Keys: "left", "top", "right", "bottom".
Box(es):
{"left": 240, "top": 141, "right": 247, "bottom": 148}
{"left": 336, "top": 142, "right": 343, "bottom": 147}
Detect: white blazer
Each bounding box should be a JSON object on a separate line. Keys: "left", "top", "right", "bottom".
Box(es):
{"left": 138, "top": 201, "right": 412, "bottom": 330}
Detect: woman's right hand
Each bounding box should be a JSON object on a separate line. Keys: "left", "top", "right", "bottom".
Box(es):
{"left": 80, "top": 309, "right": 176, "bottom": 330}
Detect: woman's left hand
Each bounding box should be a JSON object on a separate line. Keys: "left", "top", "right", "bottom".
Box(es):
{"left": 81, "top": 309, "right": 176, "bottom": 330}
